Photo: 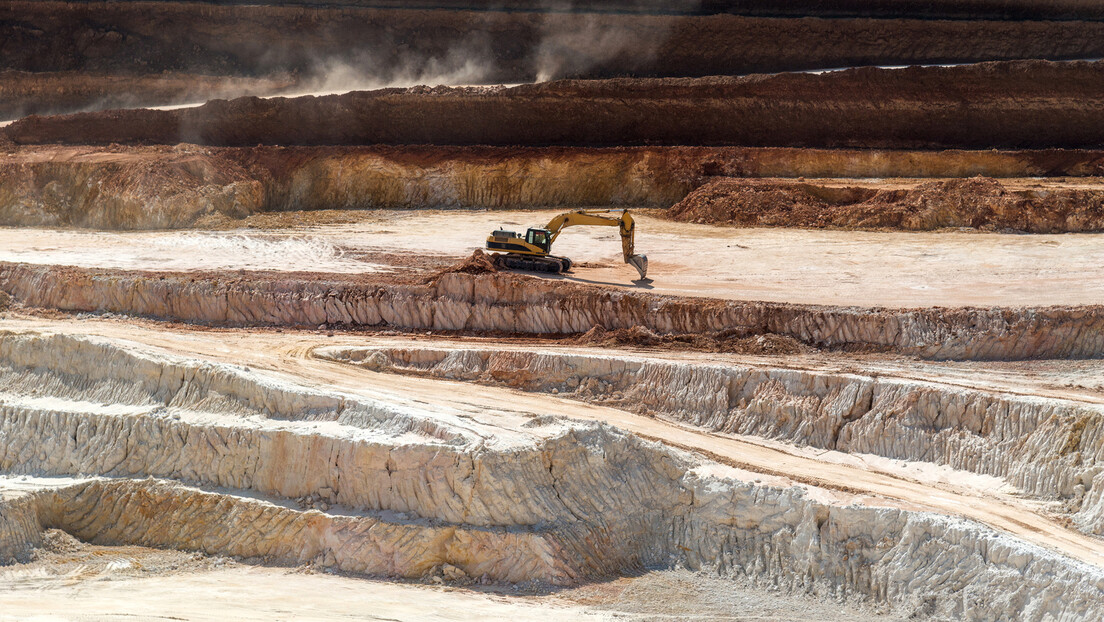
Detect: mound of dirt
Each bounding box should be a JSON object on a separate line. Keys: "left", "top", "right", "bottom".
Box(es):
{"left": 669, "top": 176, "right": 1104, "bottom": 232}
{"left": 36, "top": 529, "right": 83, "bottom": 556}
{"left": 574, "top": 325, "right": 812, "bottom": 355}
{"left": 430, "top": 249, "right": 500, "bottom": 279}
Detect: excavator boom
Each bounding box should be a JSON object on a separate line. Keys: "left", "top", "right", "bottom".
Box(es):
{"left": 543, "top": 210, "right": 647, "bottom": 279}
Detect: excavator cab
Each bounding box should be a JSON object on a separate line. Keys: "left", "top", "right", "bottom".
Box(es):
{"left": 525, "top": 228, "right": 552, "bottom": 253}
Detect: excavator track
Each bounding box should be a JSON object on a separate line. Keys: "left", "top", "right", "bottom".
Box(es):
{"left": 492, "top": 254, "right": 571, "bottom": 273}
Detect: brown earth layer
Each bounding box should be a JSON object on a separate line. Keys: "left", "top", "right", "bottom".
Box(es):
{"left": 4, "top": 144, "right": 1104, "bottom": 229}
{"left": 7, "top": 61, "right": 1104, "bottom": 149}
{"left": 6, "top": 3, "right": 1104, "bottom": 81}
{"left": 44, "top": 1, "right": 1104, "bottom": 19}
{"left": 670, "top": 176, "right": 1104, "bottom": 232}
{"left": 0, "top": 71, "right": 296, "bottom": 121}
{"left": 3, "top": 262, "right": 1103, "bottom": 360}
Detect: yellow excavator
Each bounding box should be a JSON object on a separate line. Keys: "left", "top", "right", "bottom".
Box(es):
{"left": 485, "top": 209, "right": 648, "bottom": 279}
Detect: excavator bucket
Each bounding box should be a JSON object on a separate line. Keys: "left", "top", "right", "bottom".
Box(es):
{"left": 627, "top": 254, "right": 648, "bottom": 280}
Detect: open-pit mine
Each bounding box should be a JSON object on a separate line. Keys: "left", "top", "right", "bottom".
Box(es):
{"left": 3, "top": 1, "right": 1104, "bottom": 620}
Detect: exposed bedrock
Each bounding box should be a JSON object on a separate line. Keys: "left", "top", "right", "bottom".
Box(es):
{"left": 5, "top": 145, "right": 1104, "bottom": 229}
{"left": 0, "top": 332, "right": 1102, "bottom": 619}
{"left": 7, "top": 3, "right": 1104, "bottom": 81}
{"left": 670, "top": 177, "right": 1104, "bottom": 232}
{"left": 8, "top": 61, "right": 1104, "bottom": 149}
{"left": 10, "top": 475, "right": 1104, "bottom": 622}
{"left": 0, "top": 146, "right": 683, "bottom": 229}
{"left": 0, "top": 147, "right": 263, "bottom": 229}
{"left": 0, "top": 332, "right": 682, "bottom": 580}
{"left": 3, "top": 264, "right": 1104, "bottom": 361}
{"left": 320, "top": 345, "right": 1104, "bottom": 533}
{"left": 0, "top": 492, "right": 43, "bottom": 563}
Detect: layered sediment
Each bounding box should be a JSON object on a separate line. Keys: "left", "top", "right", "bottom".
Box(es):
{"left": 0, "top": 146, "right": 262, "bottom": 229}
{"left": 0, "top": 331, "right": 1102, "bottom": 620}
{"left": 320, "top": 344, "right": 1104, "bottom": 533}
{"left": 9, "top": 61, "right": 1104, "bottom": 149}
{"left": 22, "top": 0, "right": 1102, "bottom": 20}
{"left": 0, "top": 71, "right": 296, "bottom": 121}
{"left": 7, "top": 2, "right": 1104, "bottom": 83}
{"left": 3, "top": 264, "right": 1104, "bottom": 360}
{"left": 9, "top": 145, "right": 1103, "bottom": 229}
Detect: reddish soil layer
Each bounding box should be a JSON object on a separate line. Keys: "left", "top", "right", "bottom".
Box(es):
{"left": 5, "top": 2, "right": 1104, "bottom": 81}
{"left": 431, "top": 249, "right": 500, "bottom": 278}
{"left": 8, "top": 61, "right": 1104, "bottom": 149}
{"left": 5, "top": 144, "right": 1104, "bottom": 229}
{"left": 670, "top": 176, "right": 1104, "bottom": 232}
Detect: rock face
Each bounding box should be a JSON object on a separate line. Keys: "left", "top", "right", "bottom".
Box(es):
{"left": 0, "top": 147, "right": 262, "bottom": 229}
{"left": 670, "top": 177, "right": 1104, "bottom": 232}
{"left": 1, "top": 330, "right": 1103, "bottom": 620}
{"left": 4, "top": 264, "right": 1104, "bottom": 360}
{"left": 320, "top": 344, "right": 1104, "bottom": 534}
{"left": 10, "top": 61, "right": 1104, "bottom": 149}
{"left": 5, "top": 146, "right": 1104, "bottom": 230}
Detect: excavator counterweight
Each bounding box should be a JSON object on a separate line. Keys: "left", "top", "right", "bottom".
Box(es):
{"left": 485, "top": 209, "right": 648, "bottom": 279}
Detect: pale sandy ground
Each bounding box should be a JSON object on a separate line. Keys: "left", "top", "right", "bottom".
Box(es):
{"left": 0, "top": 564, "right": 610, "bottom": 622}
{"left": 0, "top": 550, "right": 900, "bottom": 621}
{"left": 5, "top": 209, "right": 1104, "bottom": 306}
{"left": 3, "top": 315, "right": 1101, "bottom": 570}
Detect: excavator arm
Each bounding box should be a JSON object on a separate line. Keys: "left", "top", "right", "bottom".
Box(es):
{"left": 544, "top": 210, "right": 648, "bottom": 279}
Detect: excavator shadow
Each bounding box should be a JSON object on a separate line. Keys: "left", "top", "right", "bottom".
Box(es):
{"left": 543, "top": 272, "right": 655, "bottom": 289}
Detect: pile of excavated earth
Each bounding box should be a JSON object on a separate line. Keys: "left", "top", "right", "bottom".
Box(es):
{"left": 669, "top": 176, "right": 1104, "bottom": 232}
{"left": 2, "top": 1, "right": 1104, "bottom": 620}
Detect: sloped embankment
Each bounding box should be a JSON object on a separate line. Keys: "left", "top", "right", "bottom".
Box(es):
{"left": 318, "top": 345, "right": 1104, "bottom": 534}
{"left": 0, "top": 331, "right": 1102, "bottom": 619}
{"left": 7, "top": 1, "right": 1104, "bottom": 82}
{"left": 2, "top": 264, "right": 1104, "bottom": 360}
{"left": 4, "top": 146, "right": 1104, "bottom": 230}
{"left": 9, "top": 62, "right": 1104, "bottom": 150}
{"left": 0, "top": 146, "right": 686, "bottom": 229}
{"left": 0, "top": 71, "right": 295, "bottom": 121}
